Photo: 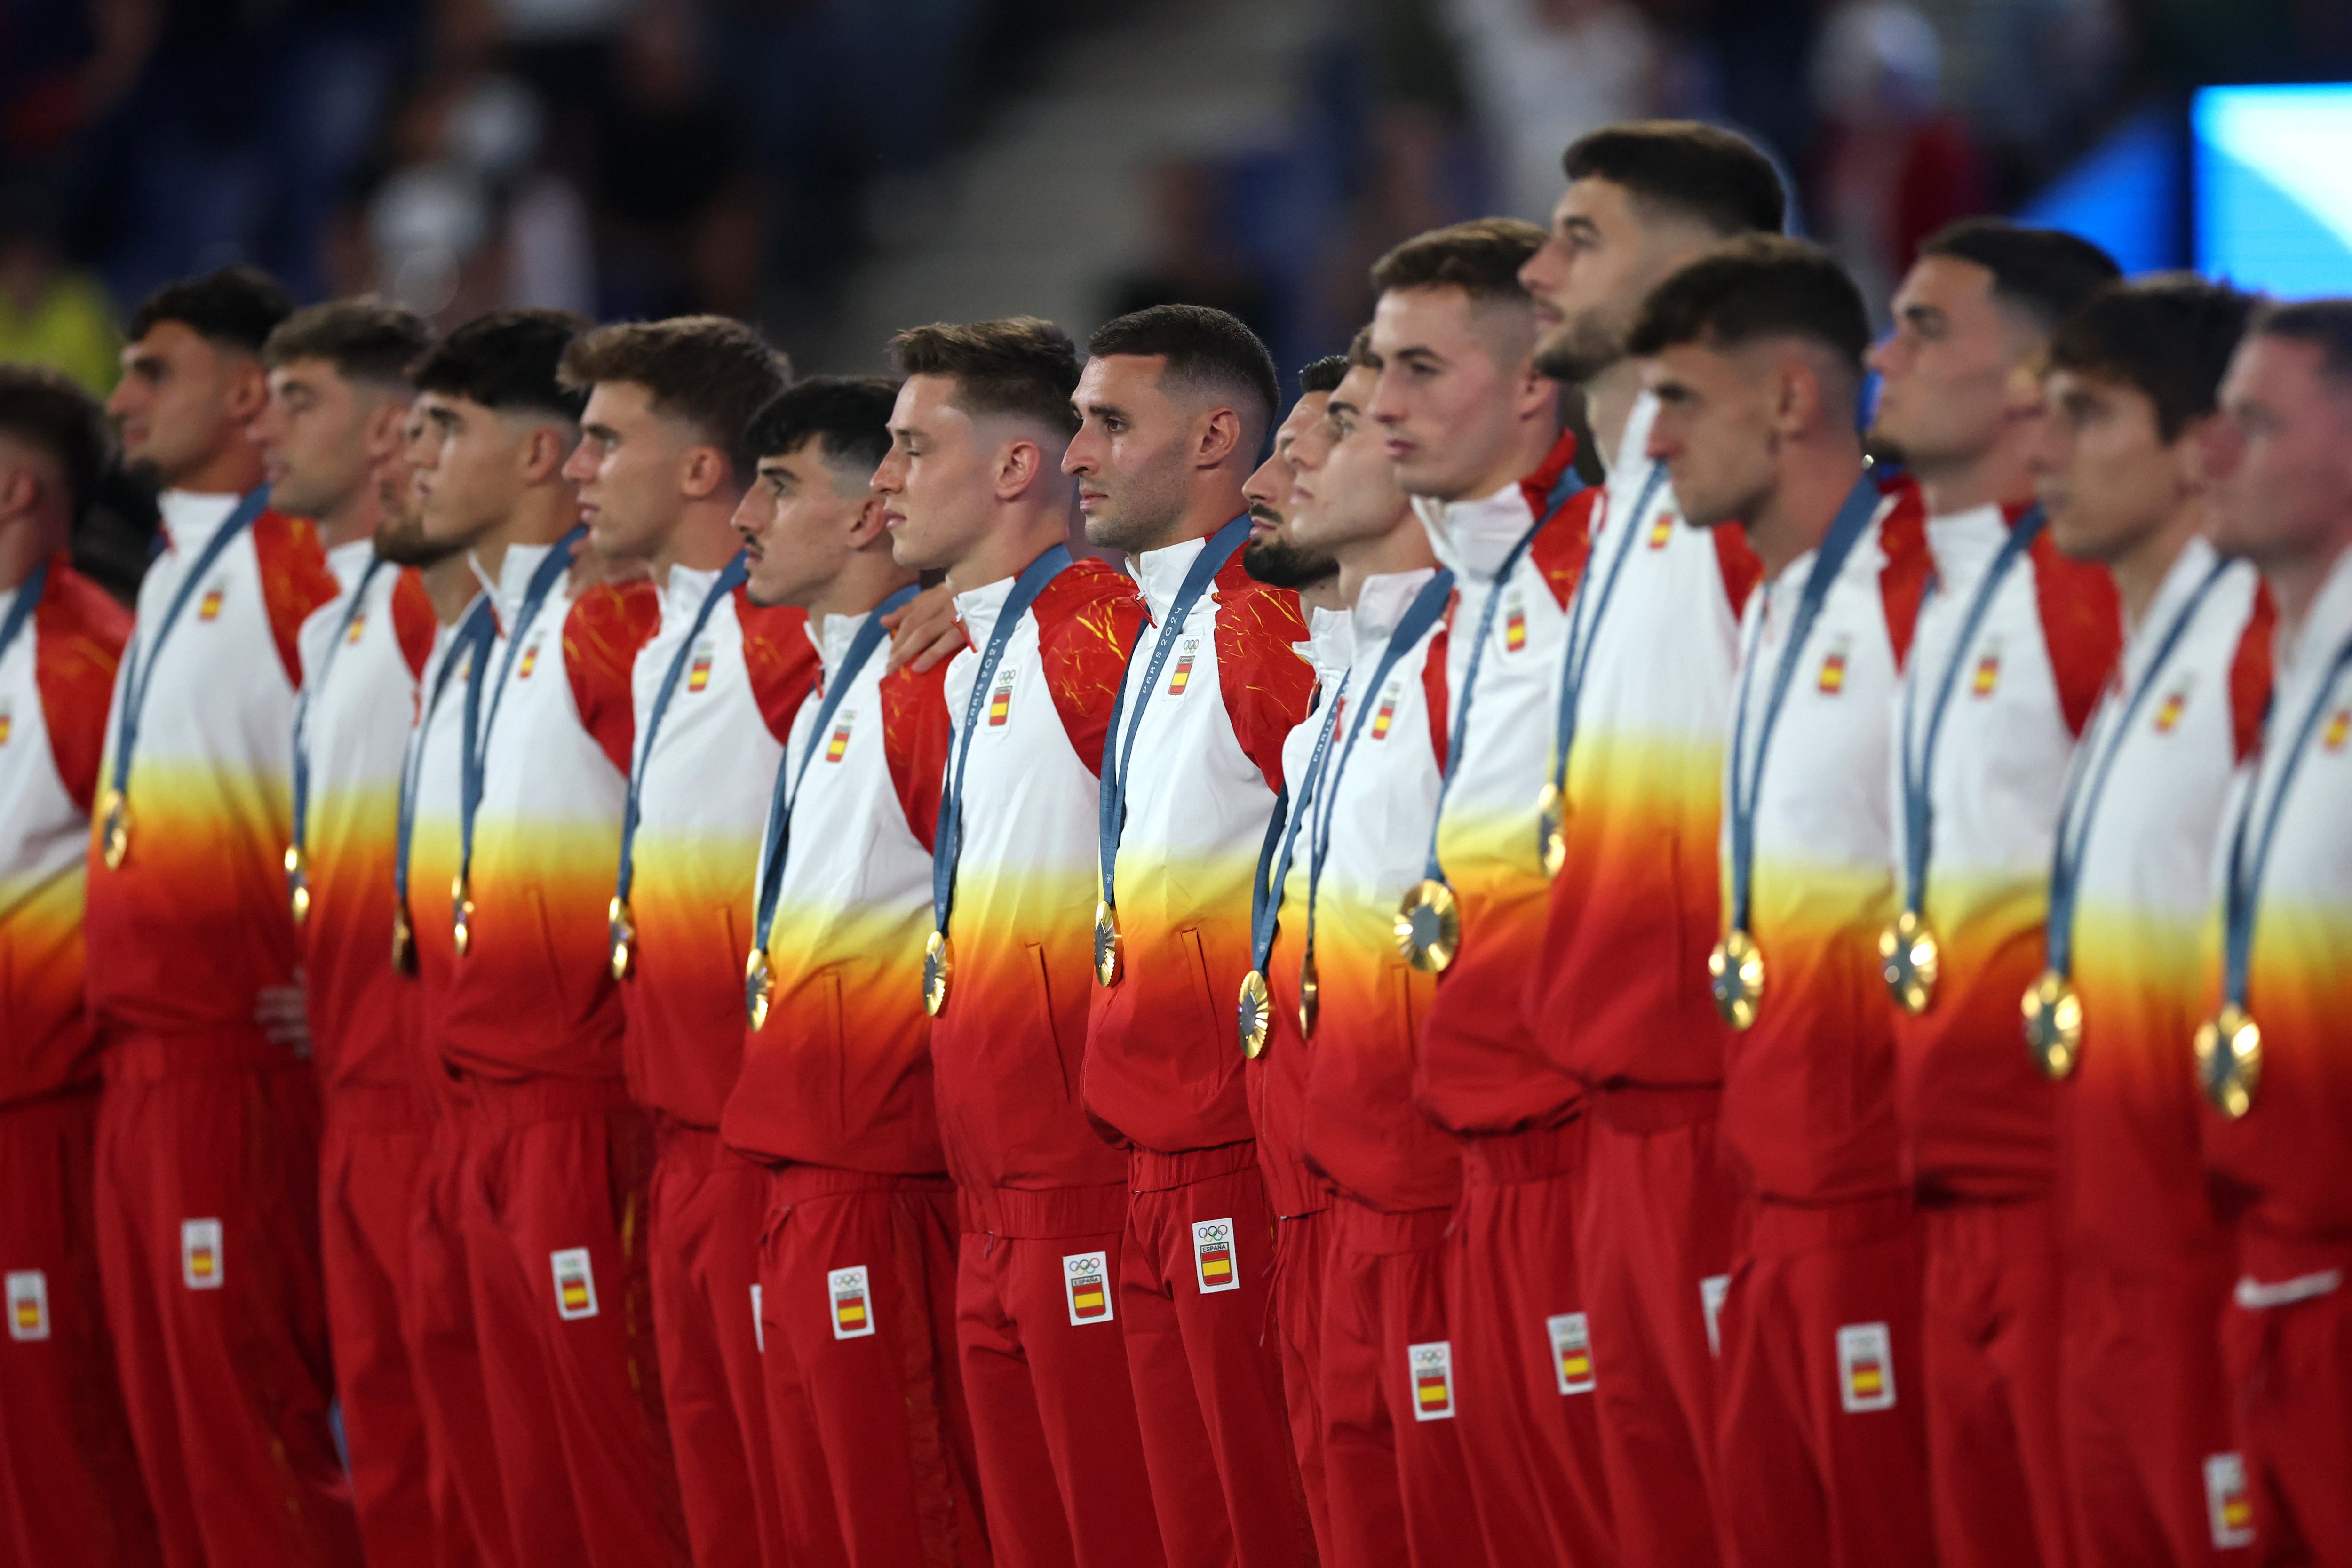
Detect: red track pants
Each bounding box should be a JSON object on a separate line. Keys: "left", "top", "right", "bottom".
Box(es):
{"left": 1712, "top": 1195, "right": 1932, "bottom": 1568}
{"left": 1576, "top": 1093, "right": 1740, "bottom": 1568}
{"left": 0, "top": 1087, "right": 160, "bottom": 1567}
{"left": 1271, "top": 1206, "right": 1336, "bottom": 1565}
{"left": 94, "top": 1031, "right": 362, "bottom": 1568}
{"left": 756, "top": 1166, "right": 988, "bottom": 1568}
{"left": 456, "top": 1076, "right": 689, "bottom": 1568}
{"left": 407, "top": 1102, "right": 515, "bottom": 1567}
{"left": 2222, "top": 1234, "right": 2352, "bottom": 1566}
{"left": 954, "top": 1183, "right": 1165, "bottom": 1568}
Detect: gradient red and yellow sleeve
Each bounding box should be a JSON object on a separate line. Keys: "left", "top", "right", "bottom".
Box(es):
{"left": 255, "top": 511, "right": 342, "bottom": 688}
{"left": 882, "top": 662, "right": 951, "bottom": 852}
{"left": 565, "top": 579, "right": 662, "bottom": 775}
{"left": 1040, "top": 559, "right": 1147, "bottom": 776}
{"left": 1211, "top": 560, "right": 1314, "bottom": 791}
{"left": 391, "top": 569, "right": 435, "bottom": 680}
{"left": 740, "top": 596, "right": 818, "bottom": 743}
{"left": 36, "top": 564, "right": 129, "bottom": 811}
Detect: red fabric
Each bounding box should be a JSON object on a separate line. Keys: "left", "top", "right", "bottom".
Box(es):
{"left": 1270, "top": 1209, "right": 1336, "bottom": 1566}
{"left": 755, "top": 1170, "right": 987, "bottom": 1568}
{"left": 1118, "top": 1147, "right": 1314, "bottom": 1568}
{"left": 405, "top": 1114, "right": 515, "bottom": 1568}
{"left": 739, "top": 595, "right": 819, "bottom": 745}
{"left": 254, "top": 512, "right": 341, "bottom": 690}
{"left": 1210, "top": 554, "right": 1315, "bottom": 794}
{"left": 1515, "top": 426, "right": 1581, "bottom": 532}
{"left": 1247, "top": 965, "right": 1330, "bottom": 1223}
{"left": 31, "top": 557, "right": 128, "bottom": 812}
{"left": 1528, "top": 485, "right": 1598, "bottom": 610}
{"left": 93, "top": 1033, "right": 363, "bottom": 1567}
{"left": 562, "top": 582, "right": 662, "bottom": 777}
{"left": 1919, "top": 1198, "right": 2073, "bottom": 1568}
{"left": 1577, "top": 1106, "right": 1742, "bottom": 1568}
{"left": 954, "top": 1219, "right": 1166, "bottom": 1568}
{"left": 1715, "top": 520, "right": 1765, "bottom": 624}
{"left": 455, "top": 1078, "right": 690, "bottom": 1568}
{"left": 1421, "top": 625, "right": 1451, "bottom": 772}
{"left": 2062, "top": 1258, "right": 2252, "bottom": 1568}
{"left": 2027, "top": 525, "right": 2126, "bottom": 739}
{"left": 1877, "top": 481, "right": 1933, "bottom": 670}
{"left": 2228, "top": 586, "right": 2277, "bottom": 766}
{"left": 881, "top": 661, "right": 953, "bottom": 853}
{"left": 1712, "top": 1198, "right": 1934, "bottom": 1568}
{"left": 1036, "top": 559, "right": 1146, "bottom": 779}
{"left": 390, "top": 570, "right": 437, "bottom": 682}
{"left": 647, "top": 1128, "right": 786, "bottom": 1568}
{"left": 1317, "top": 1199, "right": 1498, "bottom": 1568}
{"left": 2221, "top": 1242, "right": 2352, "bottom": 1567}
{"left": 0, "top": 1090, "right": 162, "bottom": 1568}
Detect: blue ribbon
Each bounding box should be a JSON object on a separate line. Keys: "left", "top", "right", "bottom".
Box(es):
{"left": 290, "top": 555, "right": 389, "bottom": 871}
{"left": 0, "top": 560, "right": 50, "bottom": 677}
{"left": 1248, "top": 677, "right": 1348, "bottom": 975}
{"left": 613, "top": 551, "right": 751, "bottom": 912}
{"left": 393, "top": 595, "right": 498, "bottom": 918}
{"left": 1542, "top": 463, "right": 1669, "bottom": 849}
{"left": 457, "top": 524, "right": 586, "bottom": 913}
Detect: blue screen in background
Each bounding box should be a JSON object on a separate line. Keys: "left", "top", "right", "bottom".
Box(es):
{"left": 2195, "top": 85, "right": 2352, "bottom": 299}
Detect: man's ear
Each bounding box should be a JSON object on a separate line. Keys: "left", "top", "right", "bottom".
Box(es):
{"left": 1195, "top": 406, "right": 1244, "bottom": 470}
{"left": 224, "top": 357, "right": 270, "bottom": 424}
{"left": 995, "top": 436, "right": 1043, "bottom": 500}
{"left": 680, "top": 444, "right": 730, "bottom": 501}
{"left": 362, "top": 399, "right": 410, "bottom": 465}
{"left": 847, "top": 491, "right": 893, "bottom": 549}
{"left": 1512, "top": 355, "right": 1560, "bottom": 426}
{"left": 0, "top": 466, "right": 37, "bottom": 525}
{"left": 520, "top": 424, "right": 573, "bottom": 485}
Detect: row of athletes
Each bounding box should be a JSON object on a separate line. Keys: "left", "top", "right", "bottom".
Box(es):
{"left": 0, "top": 117, "right": 2348, "bottom": 1568}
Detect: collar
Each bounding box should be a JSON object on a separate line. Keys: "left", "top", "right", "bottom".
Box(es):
{"left": 2122, "top": 536, "right": 2220, "bottom": 680}
{"left": 809, "top": 610, "right": 870, "bottom": 682}
{"left": 1517, "top": 425, "right": 1581, "bottom": 517}
{"left": 1611, "top": 390, "right": 1661, "bottom": 479}
{"left": 493, "top": 541, "right": 559, "bottom": 626}
{"left": 1306, "top": 603, "right": 1354, "bottom": 677}
{"left": 157, "top": 489, "right": 247, "bottom": 556}
{"left": 326, "top": 538, "right": 377, "bottom": 594}
{"left": 1921, "top": 501, "right": 2010, "bottom": 586}
{"left": 1128, "top": 532, "right": 1215, "bottom": 624}
{"left": 951, "top": 573, "right": 1018, "bottom": 656}
{"left": 1416, "top": 478, "right": 1537, "bottom": 584}
{"left": 662, "top": 562, "right": 725, "bottom": 629}
{"left": 1352, "top": 567, "right": 1441, "bottom": 649}
{"left": 2285, "top": 543, "right": 2352, "bottom": 679}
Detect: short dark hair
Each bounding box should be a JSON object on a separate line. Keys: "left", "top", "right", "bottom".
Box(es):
{"left": 1628, "top": 235, "right": 1872, "bottom": 371}
{"left": 889, "top": 317, "right": 1081, "bottom": 435}
{"left": 1919, "top": 219, "right": 2122, "bottom": 335}
{"left": 560, "top": 315, "right": 792, "bottom": 478}
{"left": 1086, "top": 304, "right": 1279, "bottom": 434}
{"left": 0, "top": 364, "right": 111, "bottom": 521}
{"left": 1562, "top": 121, "right": 1786, "bottom": 239}
{"left": 2048, "top": 275, "right": 2258, "bottom": 443}
{"left": 746, "top": 375, "right": 899, "bottom": 478}
{"left": 1298, "top": 355, "right": 1350, "bottom": 395}
{"left": 127, "top": 265, "right": 293, "bottom": 356}
{"left": 1371, "top": 218, "right": 1546, "bottom": 304}
{"left": 412, "top": 309, "right": 591, "bottom": 422}
{"left": 2248, "top": 298, "right": 2352, "bottom": 389}
{"left": 1348, "top": 325, "right": 1376, "bottom": 368}
{"left": 262, "top": 297, "right": 431, "bottom": 388}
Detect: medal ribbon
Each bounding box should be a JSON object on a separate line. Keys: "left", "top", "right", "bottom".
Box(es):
{"left": 1247, "top": 675, "right": 1349, "bottom": 975}
{"left": 752, "top": 581, "right": 920, "bottom": 962}
{"left": 1542, "top": 463, "right": 1669, "bottom": 842}
{"left": 0, "top": 560, "right": 50, "bottom": 677}
{"left": 613, "top": 551, "right": 751, "bottom": 913}
{"left": 2217, "top": 624, "right": 2352, "bottom": 1007}
{"left": 107, "top": 487, "right": 274, "bottom": 809}
{"left": 458, "top": 524, "right": 586, "bottom": 905}
{"left": 2042, "top": 557, "right": 2231, "bottom": 979}
{"left": 1301, "top": 570, "right": 1455, "bottom": 979}
{"left": 1419, "top": 466, "right": 1583, "bottom": 885}
{"left": 290, "top": 555, "right": 389, "bottom": 872}
{"left": 1724, "top": 471, "right": 1882, "bottom": 933}
{"left": 1098, "top": 514, "right": 1250, "bottom": 911}
{"left": 393, "top": 596, "right": 498, "bottom": 918}
{"left": 1895, "top": 505, "right": 2046, "bottom": 919}
{"left": 930, "top": 545, "right": 1076, "bottom": 943}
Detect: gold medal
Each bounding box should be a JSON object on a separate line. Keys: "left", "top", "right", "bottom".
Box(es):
{"left": 1093, "top": 900, "right": 1122, "bottom": 987}
{"left": 745, "top": 948, "right": 774, "bottom": 1032}
{"left": 1708, "top": 928, "right": 1765, "bottom": 1031}
{"left": 1394, "top": 878, "right": 1462, "bottom": 973}
{"left": 100, "top": 788, "right": 131, "bottom": 870}
{"left": 2021, "top": 970, "right": 2083, "bottom": 1079}
{"left": 284, "top": 844, "right": 310, "bottom": 926}
{"left": 452, "top": 873, "right": 475, "bottom": 956}
{"left": 1879, "top": 909, "right": 1939, "bottom": 1014}
{"left": 608, "top": 896, "right": 637, "bottom": 981}
{"left": 1237, "top": 969, "right": 1272, "bottom": 1059}
{"left": 1297, "top": 950, "right": 1319, "bottom": 1040}
{"left": 1536, "top": 780, "right": 1566, "bottom": 880}
{"left": 2193, "top": 1003, "right": 2261, "bottom": 1119}
{"left": 391, "top": 901, "right": 416, "bottom": 975}
{"left": 923, "top": 929, "right": 953, "bottom": 1018}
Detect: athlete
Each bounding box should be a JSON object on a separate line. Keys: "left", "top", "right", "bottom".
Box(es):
{"left": 2196, "top": 299, "right": 2352, "bottom": 1565}
{"left": 252, "top": 298, "right": 447, "bottom": 1565}
{"left": 1632, "top": 236, "right": 1935, "bottom": 1568}
{"left": 2028, "top": 276, "right": 2267, "bottom": 1568}
{"left": 719, "top": 374, "right": 987, "bottom": 1567}
{"left": 1513, "top": 121, "right": 1785, "bottom": 1568}
{"left": 1241, "top": 355, "right": 1347, "bottom": 613}
{"left": 0, "top": 366, "right": 159, "bottom": 1568}
{"left": 87, "top": 266, "right": 362, "bottom": 1567}
{"left": 1065, "top": 303, "right": 1316, "bottom": 1568}
{"left": 1867, "top": 220, "right": 2122, "bottom": 1568}
{"left": 403, "top": 310, "right": 685, "bottom": 1568}
{"left": 870, "top": 317, "right": 1163, "bottom": 1568}
{"left": 557, "top": 317, "right": 808, "bottom": 1568}
{"left": 1361, "top": 216, "right": 1605, "bottom": 1564}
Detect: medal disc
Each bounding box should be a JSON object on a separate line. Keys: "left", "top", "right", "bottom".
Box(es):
{"left": 1237, "top": 970, "right": 1272, "bottom": 1059}
{"left": 1879, "top": 910, "right": 1939, "bottom": 1015}
{"left": 1093, "top": 900, "right": 1122, "bottom": 987}
{"left": 608, "top": 896, "right": 637, "bottom": 982}
{"left": 285, "top": 845, "right": 310, "bottom": 926}
{"left": 451, "top": 873, "right": 474, "bottom": 957}
{"left": 100, "top": 790, "right": 131, "bottom": 871}
{"left": 391, "top": 902, "right": 416, "bottom": 975}
{"left": 1536, "top": 781, "right": 1566, "bottom": 880}
{"left": 2021, "top": 970, "right": 2083, "bottom": 1079}
{"left": 2193, "top": 1003, "right": 2261, "bottom": 1119}
{"left": 744, "top": 948, "right": 774, "bottom": 1032}
{"left": 1708, "top": 928, "right": 1766, "bottom": 1031}
{"left": 1393, "top": 879, "right": 1462, "bottom": 972}
{"left": 1297, "top": 951, "right": 1319, "bottom": 1040}
{"left": 923, "top": 930, "right": 953, "bottom": 1018}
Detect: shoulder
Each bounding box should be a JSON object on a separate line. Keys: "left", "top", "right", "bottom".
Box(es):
{"left": 1210, "top": 570, "right": 1311, "bottom": 669}
{"left": 35, "top": 560, "right": 131, "bottom": 667}
{"left": 1529, "top": 486, "right": 1599, "bottom": 608}
{"left": 564, "top": 578, "right": 662, "bottom": 678}
{"left": 2025, "top": 524, "right": 2122, "bottom": 734}
{"left": 2228, "top": 575, "right": 2277, "bottom": 766}
{"left": 389, "top": 569, "right": 437, "bottom": 679}
{"left": 1033, "top": 556, "right": 1144, "bottom": 643}
{"left": 1872, "top": 472, "right": 1932, "bottom": 666}
{"left": 738, "top": 595, "right": 818, "bottom": 687}
{"left": 250, "top": 509, "right": 338, "bottom": 603}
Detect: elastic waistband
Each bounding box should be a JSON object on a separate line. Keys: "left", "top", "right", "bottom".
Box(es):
{"left": 1918, "top": 1192, "right": 2055, "bottom": 1254}
{"left": 103, "top": 1027, "right": 305, "bottom": 1082}
{"left": 2234, "top": 1232, "right": 2352, "bottom": 1309}
{"left": 1130, "top": 1139, "right": 1258, "bottom": 1193}
{"left": 324, "top": 1081, "right": 433, "bottom": 1136}
{"left": 769, "top": 1165, "right": 955, "bottom": 1205}
{"left": 961, "top": 1182, "right": 1129, "bottom": 1240}
{"left": 653, "top": 1117, "right": 764, "bottom": 1174}
{"left": 0, "top": 1082, "right": 102, "bottom": 1127}
{"left": 1330, "top": 1195, "right": 1453, "bottom": 1256}
{"left": 1746, "top": 1192, "right": 1915, "bottom": 1255}
{"left": 1458, "top": 1117, "right": 1586, "bottom": 1185}
{"left": 1587, "top": 1082, "right": 1720, "bottom": 1132}
{"left": 453, "top": 1074, "right": 634, "bottom": 1131}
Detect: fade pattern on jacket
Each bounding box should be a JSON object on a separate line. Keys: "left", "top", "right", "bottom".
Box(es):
{"left": 85, "top": 491, "right": 338, "bottom": 1038}
{"left": 408, "top": 612, "right": 480, "bottom": 1083}
{"left": 723, "top": 612, "right": 952, "bottom": 1176}
{"left": 0, "top": 560, "right": 128, "bottom": 1103}
{"left": 621, "top": 569, "right": 813, "bottom": 1127}
{"left": 1085, "top": 539, "right": 1312, "bottom": 1155}
{"left": 931, "top": 558, "right": 1143, "bottom": 1218}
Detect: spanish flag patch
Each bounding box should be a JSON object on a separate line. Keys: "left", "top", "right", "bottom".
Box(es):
{"left": 826, "top": 712, "right": 855, "bottom": 762}
{"left": 181, "top": 1218, "right": 224, "bottom": 1290}
{"left": 197, "top": 585, "right": 225, "bottom": 622}
{"left": 1192, "top": 1218, "right": 1239, "bottom": 1294}
{"left": 830, "top": 1266, "right": 876, "bottom": 1339}
{"left": 550, "top": 1248, "right": 599, "bottom": 1320}
{"left": 1408, "top": 1340, "right": 1456, "bottom": 1420}
{"left": 987, "top": 671, "right": 1014, "bottom": 727}
{"left": 5, "top": 1271, "right": 48, "bottom": 1341}
{"left": 1547, "top": 1312, "right": 1595, "bottom": 1395}
{"left": 1064, "top": 1250, "right": 1113, "bottom": 1325}
{"left": 1836, "top": 1321, "right": 1896, "bottom": 1412}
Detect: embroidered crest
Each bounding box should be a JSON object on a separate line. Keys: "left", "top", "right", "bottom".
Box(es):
{"left": 1064, "top": 1251, "right": 1114, "bottom": 1325}
{"left": 686, "top": 639, "right": 715, "bottom": 692}
{"left": 182, "top": 1218, "right": 224, "bottom": 1290}
{"left": 550, "top": 1248, "right": 598, "bottom": 1320}
{"left": 825, "top": 711, "right": 855, "bottom": 763}
{"left": 1503, "top": 592, "right": 1527, "bottom": 652}
{"left": 344, "top": 612, "right": 368, "bottom": 646}
{"left": 0, "top": 708, "right": 11, "bottom": 747}
{"left": 517, "top": 633, "right": 545, "bottom": 682}
{"left": 1646, "top": 512, "right": 1675, "bottom": 549}
{"left": 1369, "top": 681, "right": 1401, "bottom": 741}
{"left": 987, "top": 669, "right": 1015, "bottom": 728}
{"left": 2204, "top": 1452, "right": 2254, "bottom": 1549}
{"left": 2325, "top": 706, "right": 2351, "bottom": 753}
{"left": 830, "top": 1266, "right": 875, "bottom": 1338}
{"left": 1192, "top": 1218, "right": 1239, "bottom": 1294}
{"left": 1836, "top": 1321, "right": 1896, "bottom": 1412}
{"left": 5, "top": 1271, "right": 48, "bottom": 1341}
{"left": 1168, "top": 638, "right": 1200, "bottom": 695}
{"left": 196, "top": 583, "right": 226, "bottom": 622}
{"left": 1970, "top": 646, "right": 2001, "bottom": 698}
{"left": 1817, "top": 635, "right": 1851, "bottom": 695}
{"left": 2154, "top": 686, "right": 2191, "bottom": 734}
{"left": 1408, "top": 1340, "right": 1456, "bottom": 1420}
{"left": 1548, "top": 1312, "right": 1595, "bottom": 1395}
